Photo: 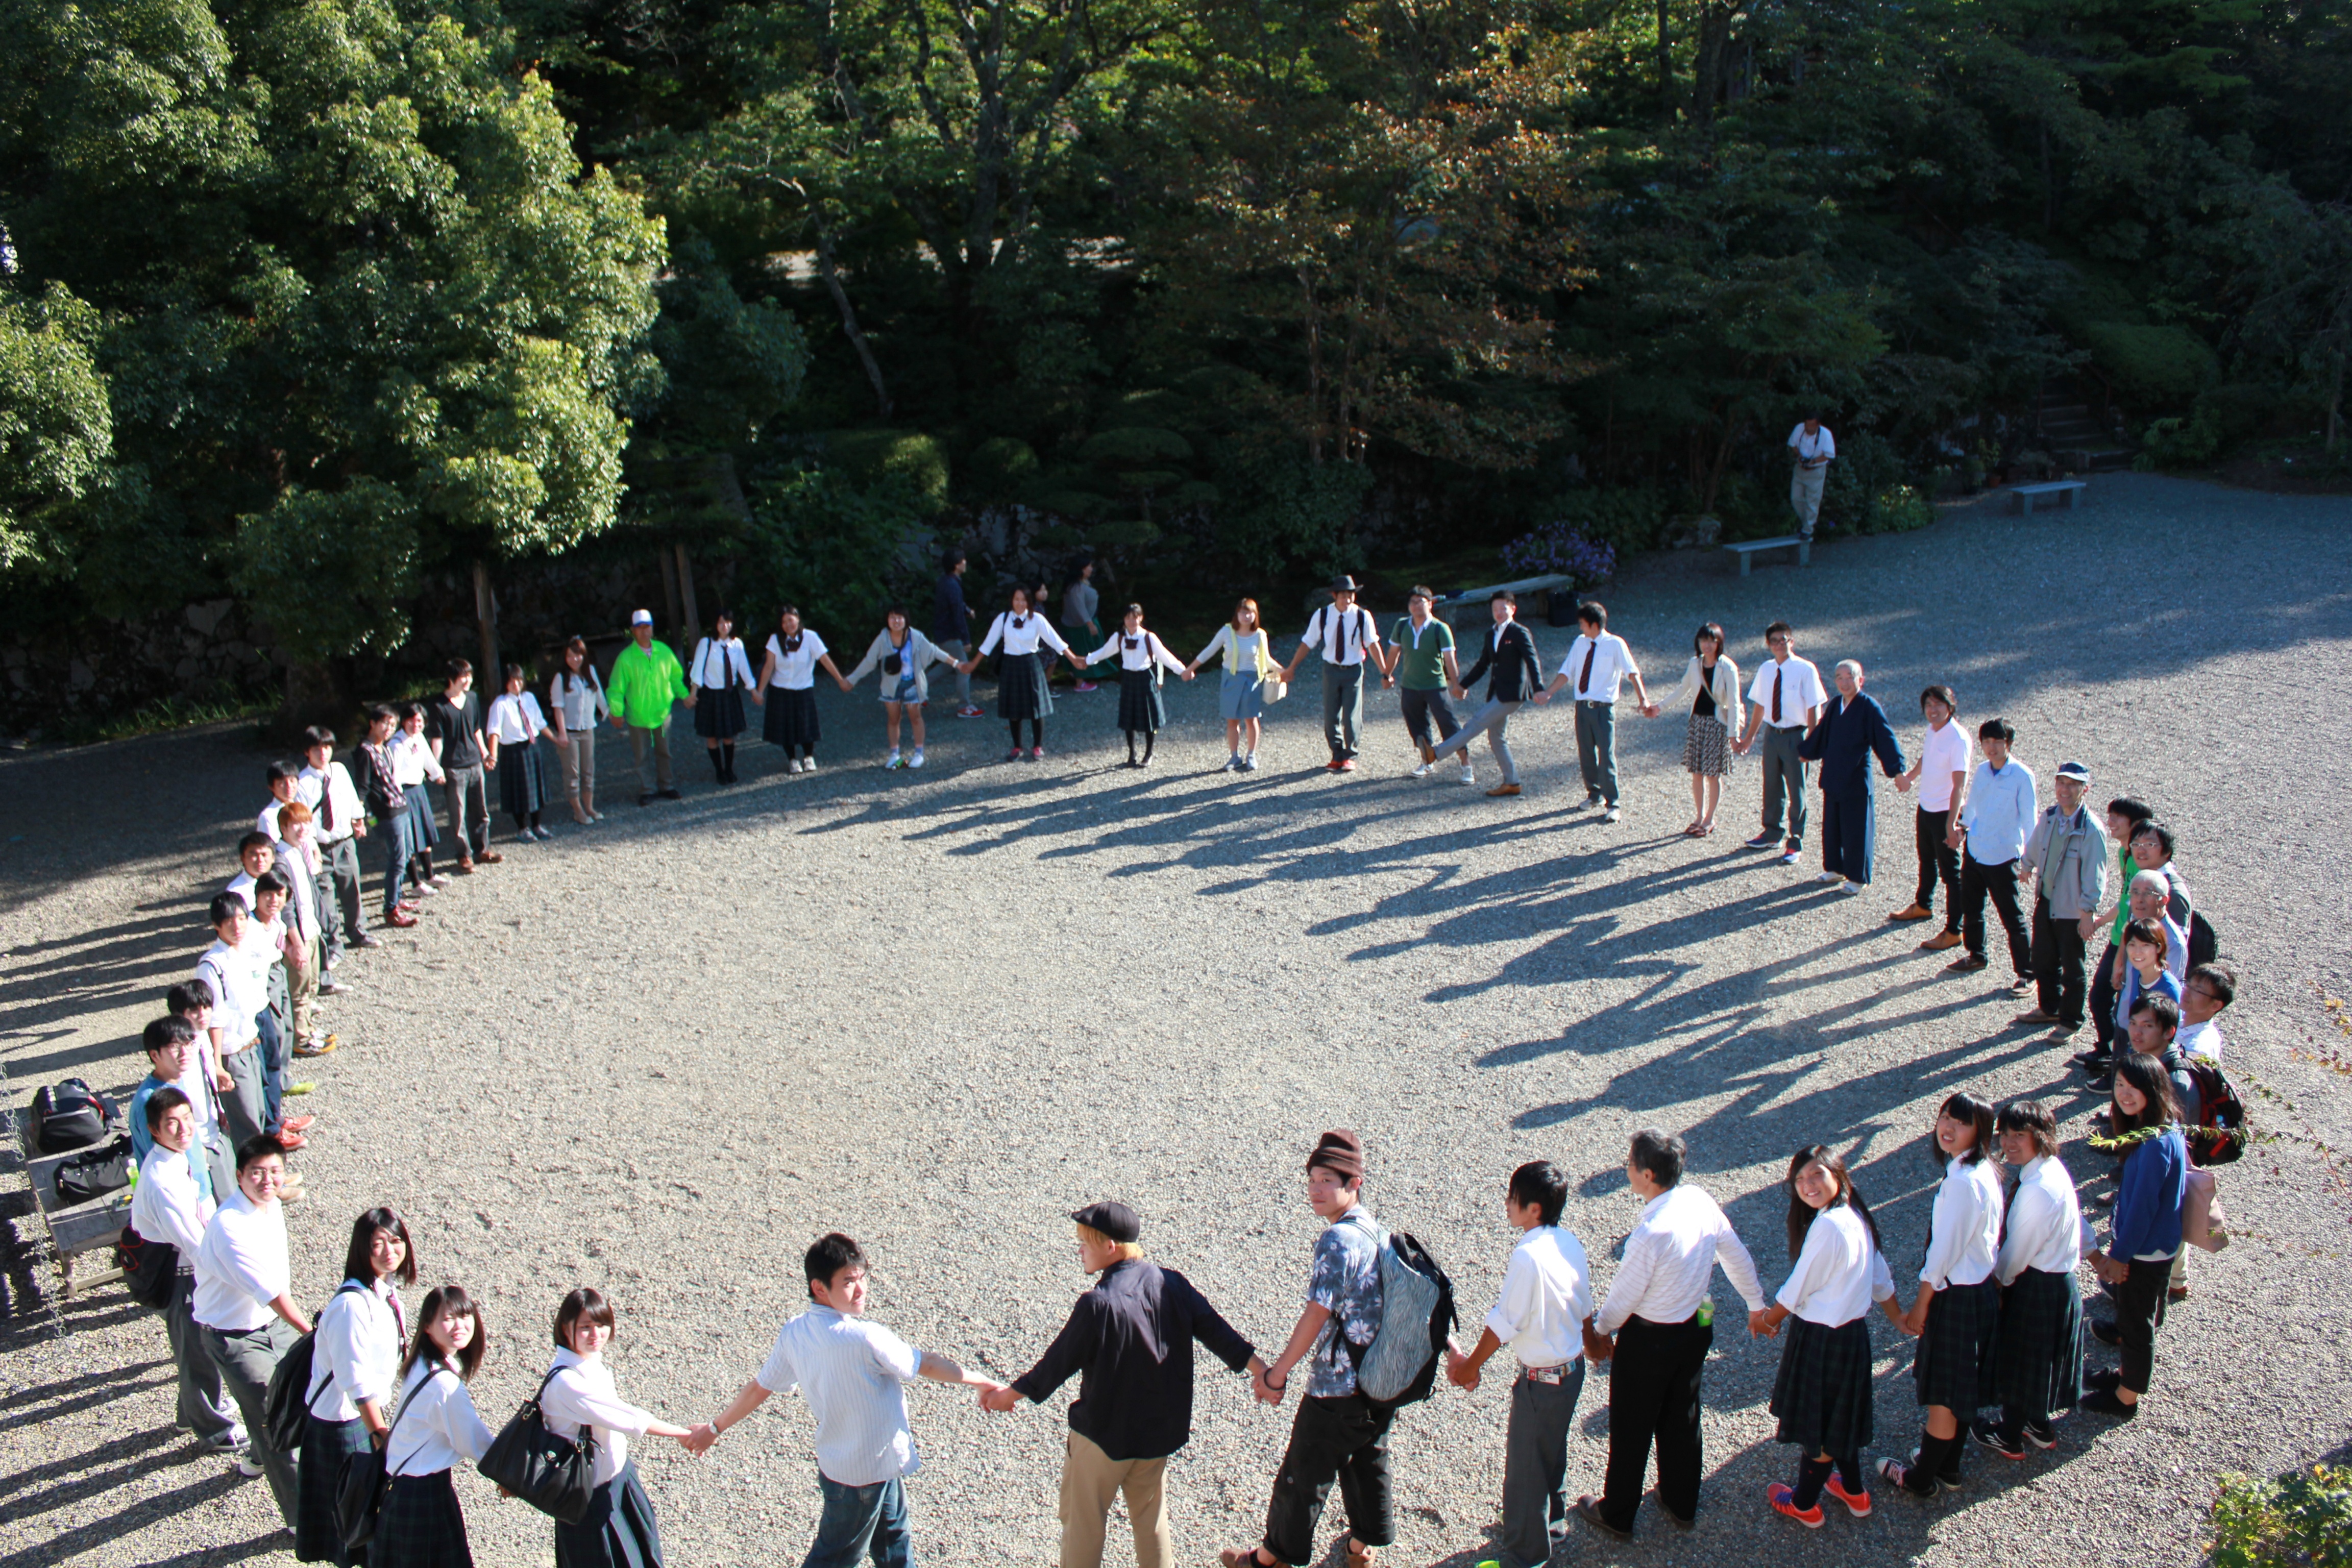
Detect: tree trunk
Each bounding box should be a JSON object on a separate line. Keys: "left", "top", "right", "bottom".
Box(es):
{"left": 1690, "top": 2, "right": 1732, "bottom": 128}
{"left": 2040, "top": 121, "right": 2056, "bottom": 233}
{"left": 1657, "top": 0, "right": 1672, "bottom": 109}
{"left": 659, "top": 546, "right": 681, "bottom": 633}
{"left": 813, "top": 222, "right": 894, "bottom": 418}
{"left": 274, "top": 658, "right": 350, "bottom": 743}
{"left": 472, "top": 561, "right": 501, "bottom": 686}
{"left": 674, "top": 542, "right": 701, "bottom": 638}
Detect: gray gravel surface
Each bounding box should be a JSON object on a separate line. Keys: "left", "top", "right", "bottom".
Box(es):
{"left": 5, "top": 472, "right": 2352, "bottom": 1568}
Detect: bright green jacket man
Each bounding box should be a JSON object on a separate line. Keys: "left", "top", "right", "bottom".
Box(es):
{"left": 610, "top": 632, "right": 689, "bottom": 727}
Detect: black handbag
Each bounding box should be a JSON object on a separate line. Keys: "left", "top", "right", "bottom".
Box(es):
{"left": 478, "top": 1367, "right": 598, "bottom": 1523}
{"left": 116, "top": 1218, "right": 178, "bottom": 1309}
{"left": 336, "top": 1366, "right": 437, "bottom": 1550}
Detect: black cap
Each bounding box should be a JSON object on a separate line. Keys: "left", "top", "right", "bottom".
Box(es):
{"left": 1069, "top": 1201, "right": 1141, "bottom": 1243}
{"left": 1329, "top": 575, "right": 1362, "bottom": 594}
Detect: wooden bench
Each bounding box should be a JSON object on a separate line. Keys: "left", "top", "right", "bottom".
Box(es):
{"left": 17, "top": 1120, "right": 131, "bottom": 1298}
{"left": 1721, "top": 536, "right": 1810, "bottom": 576}
{"left": 2011, "top": 479, "right": 2088, "bottom": 514}
{"left": 1433, "top": 573, "right": 1575, "bottom": 630}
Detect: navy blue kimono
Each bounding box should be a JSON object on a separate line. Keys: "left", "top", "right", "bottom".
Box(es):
{"left": 1797, "top": 691, "right": 1907, "bottom": 883}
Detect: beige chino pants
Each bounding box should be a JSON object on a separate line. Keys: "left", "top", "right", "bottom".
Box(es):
{"left": 1059, "top": 1430, "right": 1171, "bottom": 1568}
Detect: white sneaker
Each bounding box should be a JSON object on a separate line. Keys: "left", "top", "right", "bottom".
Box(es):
{"left": 1603, "top": 806, "right": 1621, "bottom": 823}
{"left": 1837, "top": 879, "right": 1863, "bottom": 895}
{"left": 802, "top": 757, "right": 818, "bottom": 772}
{"left": 1457, "top": 766, "right": 1477, "bottom": 785}
{"left": 1222, "top": 754, "right": 1243, "bottom": 772}
{"left": 203, "top": 1426, "right": 248, "bottom": 1452}
{"left": 415, "top": 881, "right": 437, "bottom": 896}
{"left": 1242, "top": 753, "right": 1260, "bottom": 771}
{"left": 235, "top": 1452, "right": 265, "bottom": 1478}
{"left": 908, "top": 749, "right": 926, "bottom": 769}
{"left": 885, "top": 749, "right": 902, "bottom": 769}
{"left": 1815, "top": 870, "right": 1842, "bottom": 884}
{"left": 1409, "top": 761, "right": 1433, "bottom": 778}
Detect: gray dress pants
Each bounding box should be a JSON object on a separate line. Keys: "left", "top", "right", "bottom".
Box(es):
{"left": 1431, "top": 699, "right": 1522, "bottom": 782}
{"left": 1499, "top": 1365, "right": 1585, "bottom": 1568}
{"left": 1759, "top": 724, "right": 1809, "bottom": 844}
{"left": 162, "top": 1272, "right": 238, "bottom": 1440}
{"left": 1574, "top": 699, "right": 1619, "bottom": 803}
{"left": 1320, "top": 662, "right": 1366, "bottom": 760}
{"left": 202, "top": 1318, "right": 302, "bottom": 1526}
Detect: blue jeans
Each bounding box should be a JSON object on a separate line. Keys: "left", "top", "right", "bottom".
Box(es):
{"left": 804, "top": 1472, "right": 912, "bottom": 1568}
{"left": 256, "top": 1008, "right": 286, "bottom": 1133}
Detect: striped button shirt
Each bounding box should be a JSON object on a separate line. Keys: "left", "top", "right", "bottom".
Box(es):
{"left": 757, "top": 1306, "right": 924, "bottom": 1486}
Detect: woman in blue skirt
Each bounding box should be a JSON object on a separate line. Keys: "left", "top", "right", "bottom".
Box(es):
{"left": 376, "top": 1285, "right": 495, "bottom": 1568}
{"left": 541, "top": 1288, "right": 698, "bottom": 1568}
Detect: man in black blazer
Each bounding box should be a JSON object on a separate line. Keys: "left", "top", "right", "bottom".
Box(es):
{"left": 1796, "top": 659, "right": 1907, "bottom": 892}
{"left": 1433, "top": 592, "right": 1545, "bottom": 796}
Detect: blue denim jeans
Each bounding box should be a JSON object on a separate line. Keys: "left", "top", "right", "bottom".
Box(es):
{"left": 804, "top": 1472, "right": 912, "bottom": 1568}
{"left": 256, "top": 1008, "right": 286, "bottom": 1133}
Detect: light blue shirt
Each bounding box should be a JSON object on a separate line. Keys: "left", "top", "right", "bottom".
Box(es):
{"left": 1959, "top": 758, "right": 2038, "bottom": 866}
{"left": 756, "top": 1306, "right": 924, "bottom": 1486}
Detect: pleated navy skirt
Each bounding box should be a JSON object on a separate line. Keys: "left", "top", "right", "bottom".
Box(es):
{"left": 762, "top": 687, "right": 820, "bottom": 752}
{"left": 692, "top": 685, "right": 746, "bottom": 739}
{"left": 405, "top": 793, "right": 439, "bottom": 852}
{"left": 374, "top": 1469, "right": 474, "bottom": 1568}
{"left": 295, "top": 1413, "right": 371, "bottom": 1565}
{"left": 1770, "top": 1315, "right": 1876, "bottom": 1459}
{"left": 553, "top": 1462, "right": 664, "bottom": 1568}
{"left": 1116, "top": 668, "right": 1167, "bottom": 734}
{"left": 497, "top": 742, "right": 548, "bottom": 818}
{"left": 1913, "top": 1276, "right": 1999, "bottom": 1413}
{"left": 1994, "top": 1266, "right": 2084, "bottom": 1419}
{"left": 997, "top": 651, "right": 1054, "bottom": 722}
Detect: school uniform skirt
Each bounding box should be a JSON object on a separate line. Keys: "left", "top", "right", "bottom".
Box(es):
{"left": 997, "top": 651, "right": 1054, "bottom": 722}
{"left": 1994, "top": 1266, "right": 2084, "bottom": 1419}
{"left": 405, "top": 792, "right": 440, "bottom": 853}
{"left": 295, "top": 1413, "right": 372, "bottom": 1564}
{"left": 1770, "top": 1316, "right": 1875, "bottom": 1458}
{"left": 1913, "top": 1276, "right": 1999, "bottom": 1412}
{"left": 692, "top": 684, "right": 746, "bottom": 740}
{"left": 1117, "top": 668, "right": 1168, "bottom": 733}
{"left": 1682, "top": 713, "right": 1729, "bottom": 777}
{"left": 1220, "top": 670, "right": 1265, "bottom": 721}
{"left": 497, "top": 741, "right": 549, "bottom": 819}
{"left": 554, "top": 1461, "right": 665, "bottom": 1568}
{"left": 761, "top": 685, "right": 820, "bottom": 752}
{"left": 374, "top": 1469, "right": 474, "bottom": 1568}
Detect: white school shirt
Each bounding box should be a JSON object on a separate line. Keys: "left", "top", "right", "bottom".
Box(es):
{"left": 310, "top": 1277, "right": 404, "bottom": 1419}
{"left": 541, "top": 1349, "right": 656, "bottom": 1488}
{"left": 270, "top": 839, "right": 322, "bottom": 942}
{"left": 485, "top": 691, "right": 548, "bottom": 745}
{"left": 1775, "top": 1205, "right": 1895, "bottom": 1327}
{"left": 1192, "top": 624, "right": 1271, "bottom": 675}
{"left": 975, "top": 612, "right": 1069, "bottom": 659}
{"left": 756, "top": 1305, "right": 925, "bottom": 1486}
{"left": 298, "top": 761, "right": 365, "bottom": 843}
{"left": 1596, "top": 1182, "right": 1768, "bottom": 1335}
{"left": 1299, "top": 604, "right": 1380, "bottom": 666}
{"left": 193, "top": 1189, "right": 290, "bottom": 1333}
{"left": 1559, "top": 631, "right": 1640, "bottom": 702}
{"left": 2178, "top": 1018, "right": 2226, "bottom": 1063}
{"left": 691, "top": 635, "right": 756, "bottom": 690}
{"left": 195, "top": 940, "right": 263, "bottom": 1049}
{"left": 390, "top": 729, "right": 442, "bottom": 787}
{"left": 1789, "top": 424, "right": 1836, "bottom": 465}
{"left": 1919, "top": 1157, "right": 2004, "bottom": 1289}
{"left": 1996, "top": 1156, "right": 2093, "bottom": 1284}
{"left": 132, "top": 1141, "right": 215, "bottom": 1261}
{"left": 1085, "top": 630, "right": 1187, "bottom": 675}
{"left": 765, "top": 630, "right": 833, "bottom": 690}
{"left": 1482, "top": 1226, "right": 1594, "bottom": 1370}
{"left": 388, "top": 1359, "right": 498, "bottom": 1476}
{"left": 1917, "top": 720, "right": 1971, "bottom": 812}
{"left": 237, "top": 916, "right": 286, "bottom": 999}
{"left": 1745, "top": 655, "right": 1824, "bottom": 729}
{"left": 257, "top": 802, "right": 287, "bottom": 840}
{"left": 549, "top": 668, "right": 609, "bottom": 729}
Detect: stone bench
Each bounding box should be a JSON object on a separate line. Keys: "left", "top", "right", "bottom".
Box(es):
{"left": 1721, "top": 536, "right": 1810, "bottom": 576}
{"left": 1433, "top": 573, "right": 1576, "bottom": 629}
{"left": 2011, "top": 479, "right": 2088, "bottom": 514}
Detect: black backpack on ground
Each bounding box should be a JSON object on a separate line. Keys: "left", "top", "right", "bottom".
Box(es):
{"left": 31, "top": 1079, "right": 112, "bottom": 1153}
{"left": 54, "top": 1136, "right": 136, "bottom": 1204}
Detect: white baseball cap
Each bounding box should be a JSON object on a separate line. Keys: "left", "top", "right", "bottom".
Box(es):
{"left": 630, "top": 608, "right": 653, "bottom": 626}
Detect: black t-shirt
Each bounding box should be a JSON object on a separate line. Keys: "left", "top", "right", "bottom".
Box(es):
{"left": 427, "top": 692, "right": 483, "bottom": 769}
{"left": 1694, "top": 663, "right": 1718, "bottom": 718}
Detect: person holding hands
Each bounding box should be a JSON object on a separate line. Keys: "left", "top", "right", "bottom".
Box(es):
{"left": 1535, "top": 601, "right": 1656, "bottom": 822}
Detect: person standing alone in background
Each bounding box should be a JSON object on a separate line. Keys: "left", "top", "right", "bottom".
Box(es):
{"left": 934, "top": 552, "right": 985, "bottom": 718}
{"left": 1064, "top": 561, "right": 1104, "bottom": 693}
{"left": 1788, "top": 414, "right": 1835, "bottom": 541}
{"left": 1892, "top": 685, "right": 1971, "bottom": 944}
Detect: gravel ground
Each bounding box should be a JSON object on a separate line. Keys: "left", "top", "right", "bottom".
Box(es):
{"left": 5, "top": 471, "right": 2351, "bottom": 1568}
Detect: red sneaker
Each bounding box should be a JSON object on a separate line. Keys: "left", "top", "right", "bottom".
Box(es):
{"left": 280, "top": 1115, "right": 315, "bottom": 1134}
{"left": 1823, "top": 1474, "right": 1872, "bottom": 1517}
{"left": 386, "top": 909, "right": 418, "bottom": 927}
{"left": 1766, "top": 1484, "right": 1824, "bottom": 1529}
{"left": 274, "top": 1131, "right": 310, "bottom": 1153}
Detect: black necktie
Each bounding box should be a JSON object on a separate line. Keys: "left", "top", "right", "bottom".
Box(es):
{"left": 1772, "top": 668, "right": 1783, "bottom": 723}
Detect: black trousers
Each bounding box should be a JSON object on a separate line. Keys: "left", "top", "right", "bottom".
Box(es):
{"left": 1262, "top": 1392, "right": 1394, "bottom": 1564}
{"left": 1913, "top": 807, "right": 1960, "bottom": 924}
{"left": 2111, "top": 1257, "right": 2171, "bottom": 1394}
{"left": 2031, "top": 895, "right": 2090, "bottom": 1027}
{"left": 2088, "top": 940, "right": 2122, "bottom": 1054}
{"left": 1959, "top": 854, "right": 2031, "bottom": 976}
{"left": 1398, "top": 685, "right": 1461, "bottom": 750}
{"left": 1599, "top": 1316, "right": 1712, "bottom": 1532}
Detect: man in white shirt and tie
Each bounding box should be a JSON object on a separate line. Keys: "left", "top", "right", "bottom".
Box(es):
{"left": 1278, "top": 575, "right": 1384, "bottom": 772}
{"left": 1788, "top": 414, "right": 1835, "bottom": 540}
{"left": 1578, "top": 1130, "right": 1768, "bottom": 1540}
{"left": 1732, "top": 621, "right": 1824, "bottom": 866}
{"left": 297, "top": 726, "right": 375, "bottom": 962}
{"left": 1535, "top": 600, "right": 1655, "bottom": 821}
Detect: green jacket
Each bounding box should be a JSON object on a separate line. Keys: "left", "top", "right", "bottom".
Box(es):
{"left": 610, "top": 639, "right": 688, "bottom": 727}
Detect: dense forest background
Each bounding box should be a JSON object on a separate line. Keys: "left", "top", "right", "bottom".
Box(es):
{"left": 1, "top": 0, "right": 2347, "bottom": 726}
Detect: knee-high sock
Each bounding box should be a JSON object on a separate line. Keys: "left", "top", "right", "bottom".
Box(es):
{"left": 1792, "top": 1455, "right": 1834, "bottom": 1510}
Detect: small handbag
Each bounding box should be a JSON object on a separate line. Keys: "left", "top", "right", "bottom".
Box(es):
{"left": 1261, "top": 675, "right": 1289, "bottom": 703}
{"left": 478, "top": 1368, "right": 598, "bottom": 1523}
{"left": 2183, "top": 1166, "right": 2231, "bottom": 1252}
{"left": 336, "top": 1367, "right": 439, "bottom": 1550}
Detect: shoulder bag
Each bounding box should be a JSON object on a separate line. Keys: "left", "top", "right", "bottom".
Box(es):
{"left": 478, "top": 1367, "right": 598, "bottom": 1523}
{"left": 263, "top": 1281, "right": 370, "bottom": 1456}
{"left": 336, "top": 1367, "right": 442, "bottom": 1550}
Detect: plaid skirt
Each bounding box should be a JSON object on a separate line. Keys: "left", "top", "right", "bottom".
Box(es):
{"left": 692, "top": 685, "right": 747, "bottom": 739}
{"left": 1117, "top": 667, "right": 1168, "bottom": 734}
{"left": 997, "top": 651, "right": 1054, "bottom": 722}
{"left": 1913, "top": 1277, "right": 1999, "bottom": 1412}
{"left": 1771, "top": 1315, "right": 1876, "bottom": 1457}
{"left": 1682, "top": 713, "right": 1729, "bottom": 777}
{"left": 496, "top": 742, "right": 548, "bottom": 818}
{"left": 553, "top": 1462, "right": 665, "bottom": 1568}
{"left": 295, "top": 1413, "right": 372, "bottom": 1564}
{"left": 374, "top": 1469, "right": 475, "bottom": 1568}
{"left": 761, "top": 687, "right": 820, "bottom": 751}
{"left": 1994, "top": 1266, "right": 2085, "bottom": 1418}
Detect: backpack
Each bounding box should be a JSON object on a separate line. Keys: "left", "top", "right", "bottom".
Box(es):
{"left": 264, "top": 1281, "right": 370, "bottom": 1454}
{"left": 117, "top": 1217, "right": 180, "bottom": 1309}
{"left": 31, "top": 1078, "right": 112, "bottom": 1153}
{"left": 54, "top": 1136, "right": 136, "bottom": 1204}
{"left": 2184, "top": 1059, "right": 2246, "bottom": 1166}
{"left": 1339, "top": 1216, "right": 1458, "bottom": 1409}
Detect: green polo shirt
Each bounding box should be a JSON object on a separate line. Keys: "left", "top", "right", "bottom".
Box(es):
{"left": 1388, "top": 616, "right": 1456, "bottom": 690}
{"left": 609, "top": 638, "right": 688, "bottom": 727}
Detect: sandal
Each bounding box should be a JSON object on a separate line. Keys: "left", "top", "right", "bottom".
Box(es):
{"left": 1344, "top": 1541, "right": 1375, "bottom": 1568}
{"left": 1219, "top": 1550, "right": 1277, "bottom": 1568}
{"left": 1696, "top": 821, "right": 1716, "bottom": 837}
